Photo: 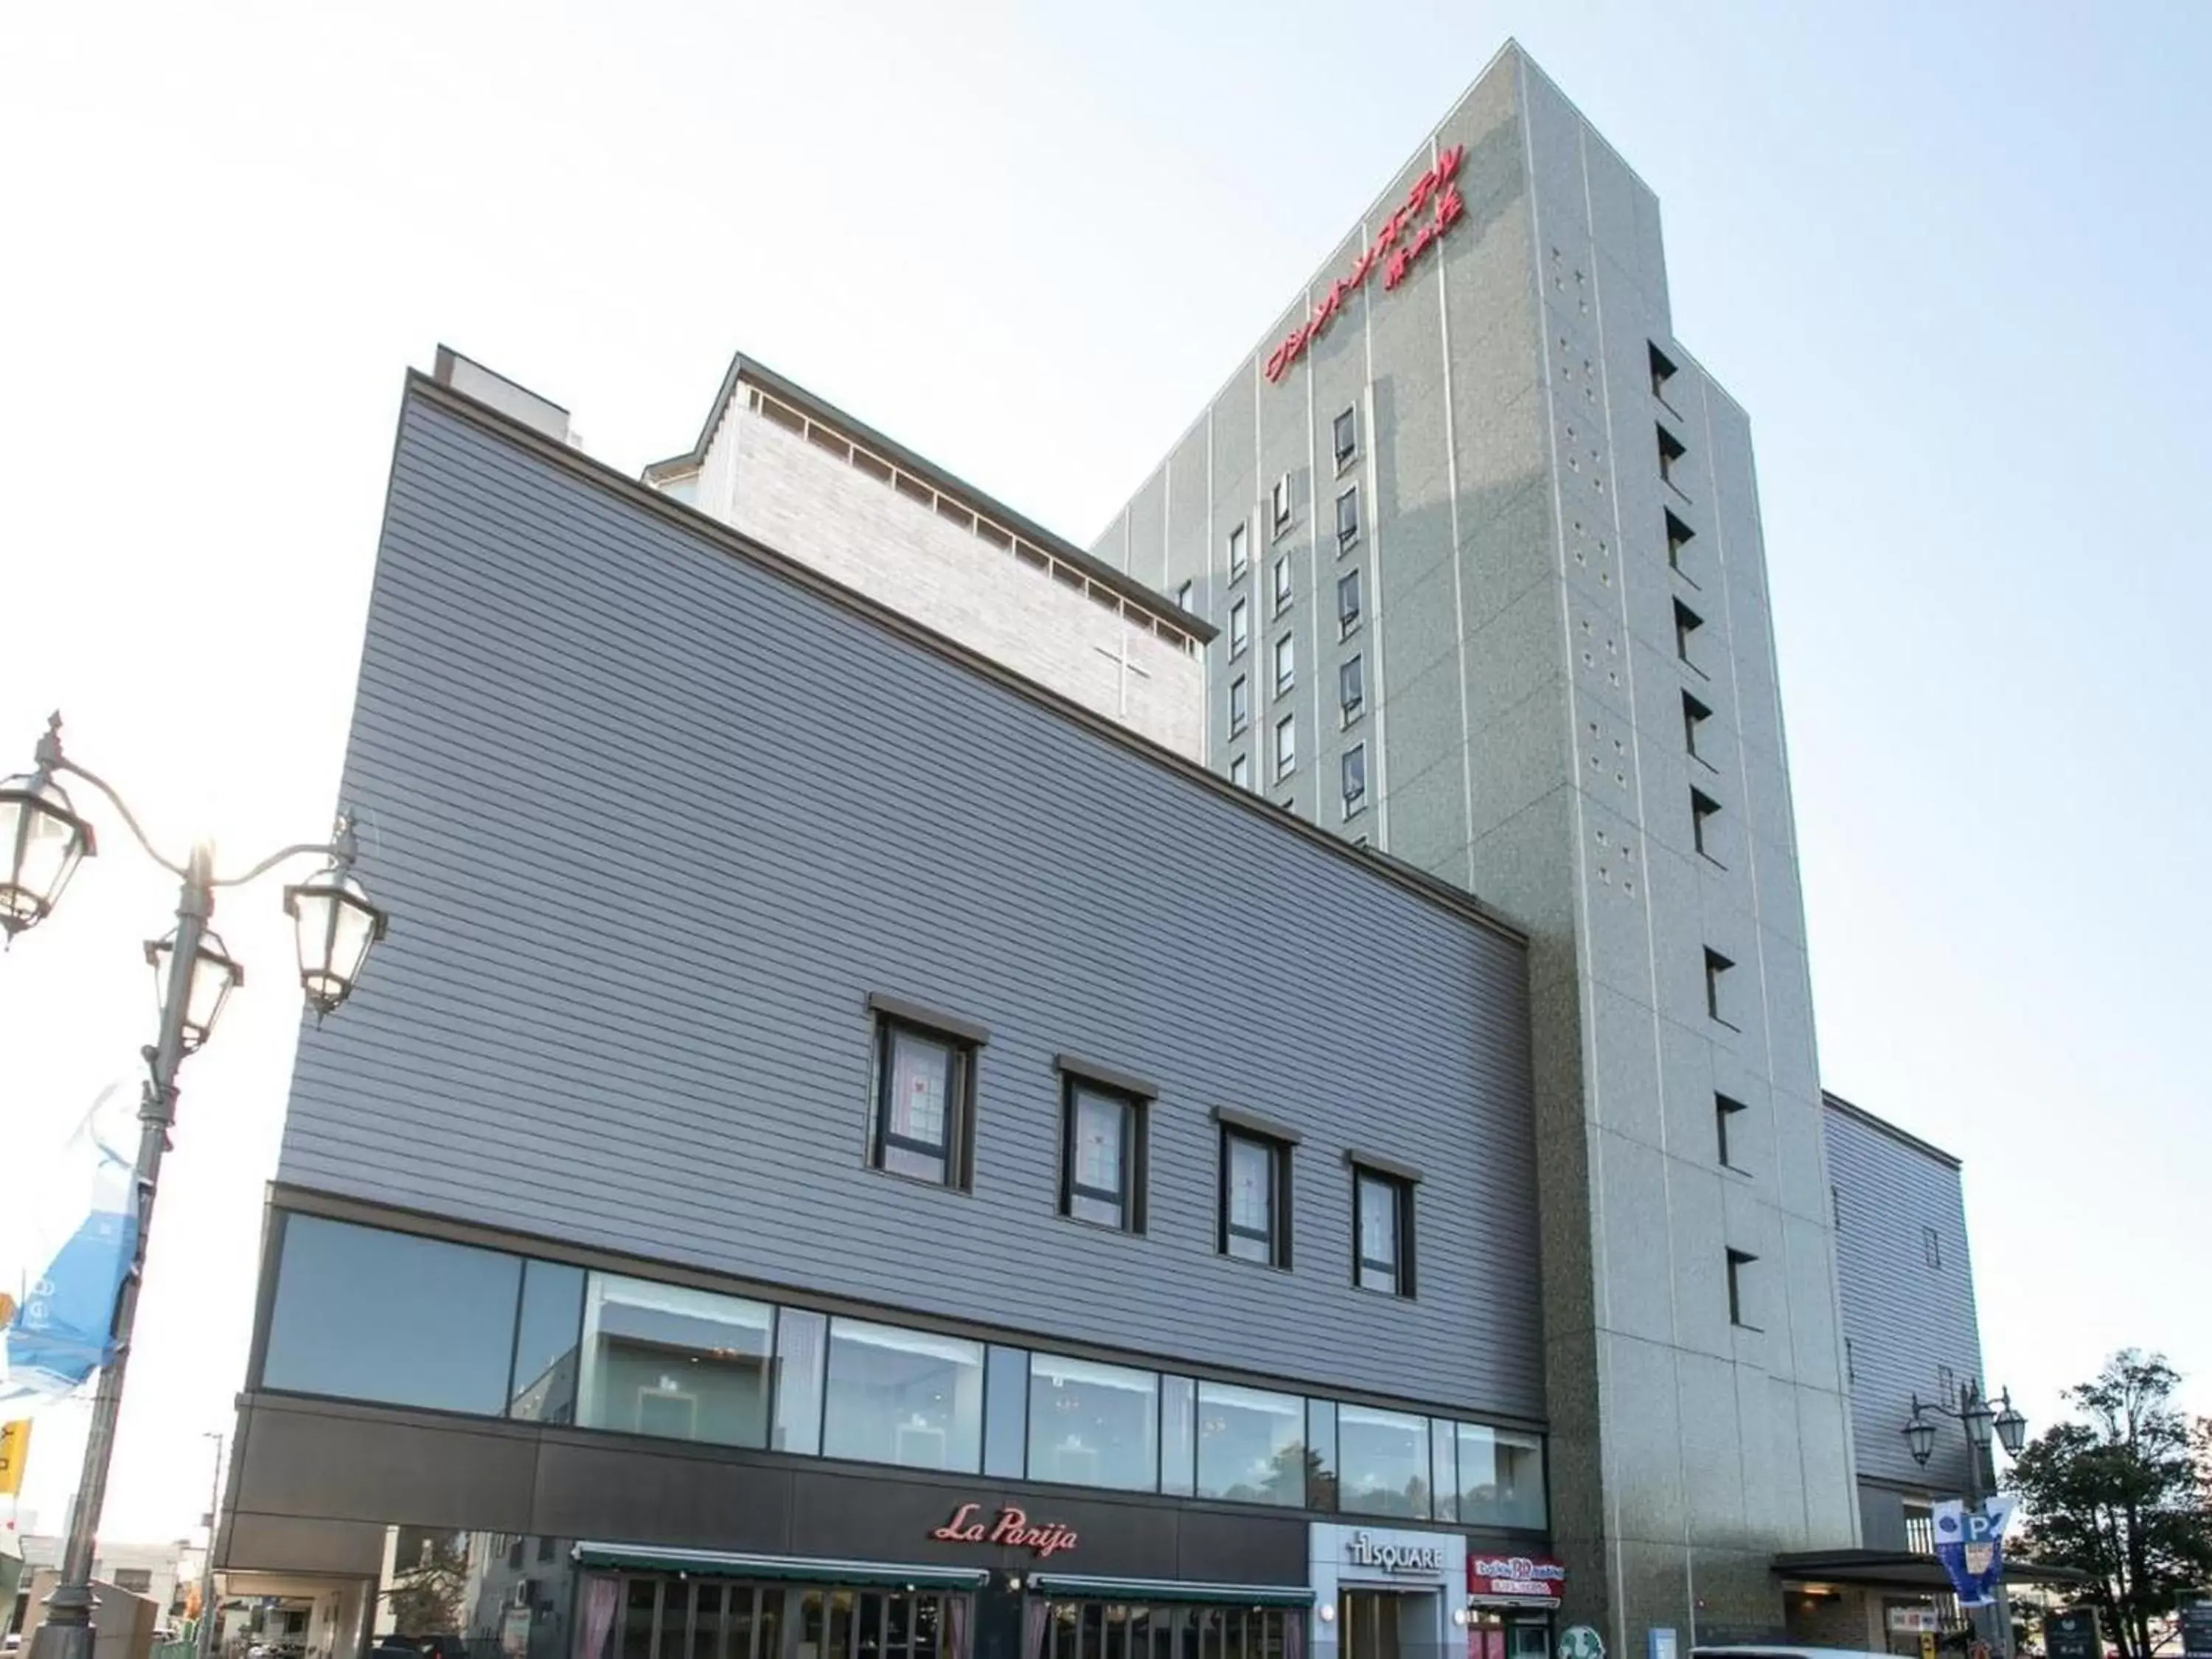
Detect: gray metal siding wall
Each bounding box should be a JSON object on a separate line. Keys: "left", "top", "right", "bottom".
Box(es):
{"left": 279, "top": 387, "right": 1543, "bottom": 1420}
{"left": 1824, "top": 1105, "right": 1984, "bottom": 1491}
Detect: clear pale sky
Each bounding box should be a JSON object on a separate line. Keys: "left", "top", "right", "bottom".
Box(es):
{"left": 1, "top": 0, "right": 2204, "bottom": 1543}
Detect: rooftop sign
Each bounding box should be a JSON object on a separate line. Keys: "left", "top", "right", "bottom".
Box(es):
{"left": 1264, "top": 145, "right": 1467, "bottom": 385}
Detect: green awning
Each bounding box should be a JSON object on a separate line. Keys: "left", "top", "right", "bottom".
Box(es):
{"left": 1026, "top": 1576, "right": 1313, "bottom": 1609}
{"left": 573, "top": 1542, "right": 988, "bottom": 1592}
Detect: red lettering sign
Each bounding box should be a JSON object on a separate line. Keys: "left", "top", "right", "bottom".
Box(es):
{"left": 930, "top": 1503, "right": 1079, "bottom": 1559}
{"left": 1467, "top": 1554, "right": 1566, "bottom": 1601}
{"left": 1264, "top": 144, "right": 1467, "bottom": 386}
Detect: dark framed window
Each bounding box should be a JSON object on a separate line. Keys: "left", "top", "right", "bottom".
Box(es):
{"left": 1332, "top": 407, "right": 1358, "bottom": 470}
{"left": 1341, "top": 745, "right": 1367, "bottom": 818}
{"left": 1062, "top": 1079, "right": 1146, "bottom": 1233}
{"left": 1353, "top": 1168, "right": 1413, "bottom": 1296}
{"left": 872, "top": 1017, "right": 975, "bottom": 1189}
{"left": 1649, "top": 341, "right": 1679, "bottom": 403}
{"left": 1228, "top": 597, "right": 1249, "bottom": 658}
{"left": 1674, "top": 598, "right": 1703, "bottom": 667}
{"left": 1270, "top": 476, "right": 1293, "bottom": 535}
{"left": 1272, "top": 554, "right": 1293, "bottom": 616}
{"left": 1337, "top": 568, "right": 1363, "bottom": 638}
{"left": 1335, "top": 487, "right": 1360, "bottom": 552}
{"left": 1273, "top": 713, "right": 1296, "bottom": 779}
{"left": 1220, "top": 1129, "right": 1290, "bottom": 1267}
{"left": 1340, "top": 655, "right": 1365, "bottom": 725}
{"left": 1228, "top": 522, "right": 1250, "bottom": 581}
{"left": 1229, "top": 753, "right": 1250, "bottom": 789}
{"left": 1683, "top": 689, "right": 1712, "bottom": 759}
{"left": 1658, "top": 423, "right": 1687, "bottom": 487}
{"left": 1704, "top": 947, "right": 1735, "bottom": 1026}
{"left": 1273, "top": 633, "right": 1295, "bottom": 697}
{"left": 1665, "top": 507, "right": 1694, "bottom": 573}
{"left": 1691, "top": 788, "right": 1721, "bottom": 859}
{"left": 1228, "top": 675, "right": 1249, "bottom": 737}
{"left": 1716, "top": 1093, "right": 1746, "bottom": 1170}
{"left": 1727, "top": 1248, "right": 1756, "bottom": 1328}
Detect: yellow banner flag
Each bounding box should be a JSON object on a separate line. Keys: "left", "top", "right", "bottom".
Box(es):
{"left": 0, "top": 1420, "right": 29, "bottom": 1497}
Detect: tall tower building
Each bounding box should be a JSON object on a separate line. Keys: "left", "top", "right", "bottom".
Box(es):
{"left": 1093, "top": 41, "right": 1857, "bottom": 1649}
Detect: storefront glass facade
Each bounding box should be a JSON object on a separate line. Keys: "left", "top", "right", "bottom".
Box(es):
{"left": 257, "top": 1211, "right": 1547, "bottom": 1531}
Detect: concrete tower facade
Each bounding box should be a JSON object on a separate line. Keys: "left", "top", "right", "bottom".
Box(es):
{"left": 1094, "top": 42, "right": 1857, "bottom": 1649}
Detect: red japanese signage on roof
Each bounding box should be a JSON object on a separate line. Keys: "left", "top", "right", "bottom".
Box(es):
{"left": 1264, "top": 144, "right": 1467, "bottom": 385}
{"left": 1468, "top": 1554, "right": 1566, "bottom": 1601}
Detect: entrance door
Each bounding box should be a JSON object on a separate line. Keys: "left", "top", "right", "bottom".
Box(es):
{"left": 1338, "top": 1594, "right": 1403, "bottom": 1659}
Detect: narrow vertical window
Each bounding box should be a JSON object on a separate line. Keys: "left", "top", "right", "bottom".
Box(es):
{"left": 1272, "top": 554, "right": 1293, "bottom": 615}
{"left": 1273, "top": 713, "right": 1297, "bottom": 779}
{"left": 1228, "top": 754, "right": 1251, "bottom": 789}
{"left": 1726, "top": 1248, "right": 1756, "bottom": 1328}
{"left": 1665, "top": 508, "right": 1694, "bottom": 574}
{"left": 1339, "top": 655, "right": 1365, "bottom": 726}
{"left": 1228, "top": 675, "right": 1249, "bottom": 737}
{"left": 872, "top": 1017, "right": 977, "bottom": 1189}
{"left": 1649, "top": 341, "right": 1679, "bottom": 404}
{"left": 1715, "top": 1093, "right": 1746, "bottom": 1169}
{"left": 1273, "top": 633, "right": 1295, "bottom": 697}
{"left": 1228, "top": 522, "right": 1250, "bottom": 581}
{"left": 1270, "top": 476, "right": 1293, "bottom": 535}
{"left": 1353, "top": 1168, "right": 1411, "bottom": 1295}
{"left": 1691, "top": 789, "right": 1721, "bottom": 859}
{"left": 1332, "top": 407, "right": 1358, "bottom": 470}
{"left": 1341, "top": 745, "right": 1367, "bottom": 818}
{"left": 1658, "top": 425, "right": 1687, "bottom": 487}
{"left": 1674, "top": 599, "right": 1703, "bottom": 667}
{"left": 1175, "top": 579, "right": 1194, "bottom": 611}
{"left": 1922, "top": 1225, "right": 1943, "bottom": 1270}
{"left": 1335, "top": 487, "right": 1360, "bottom": 552}
{"left": 1337, "top": 568, "right": 1363, "bottom": 638}
{"left": 1228, "top": 598, "right": 1249, "bottom": 658}
{"left": 1061, "top": 1077, "right": 1145, "bottom": 1234}
{"left": 1683, "top": 690, "right": 1712, "bottom": 760}
{"left": 1704, "top": 947, "right": 1735, "bottom": 1025}
{"left": 1220, "top": 1130, "right": 1289, "bottom": 1267}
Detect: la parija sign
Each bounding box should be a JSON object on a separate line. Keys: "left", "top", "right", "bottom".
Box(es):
{"left": 930, "top": 1503, "right": 1079, "bottom": 1559}
{"left": 1264, "top": 144, "right": 1467, "bottom": 385}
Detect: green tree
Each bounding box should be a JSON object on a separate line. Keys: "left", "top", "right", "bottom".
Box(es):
{"left": 382, "top": 1529, "right": 468, "bottom": 1635}
{"left": 2008, "top": 1352, "right": 2212, "bottom": 1659}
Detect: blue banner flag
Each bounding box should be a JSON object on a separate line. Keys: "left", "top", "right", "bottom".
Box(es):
{"left": 0, "top": 1082, "right": 139, "bottom": 1414}
{"left": 1933, "top": 1496, "right": 2017, "bottom": 1607}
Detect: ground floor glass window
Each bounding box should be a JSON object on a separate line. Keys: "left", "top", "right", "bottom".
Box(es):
{"left": 602, "top": 1580, "right": 955, "bottom": 1659}
{"left": 1040, "top": 1604, "right": 1290, "bottom": 1659}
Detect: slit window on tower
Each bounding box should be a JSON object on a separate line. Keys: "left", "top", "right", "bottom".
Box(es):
{"left": 1674, "top": 599, "right": 1703, "bottom": 667}
{"left": 1691, "top": 788, "right": 1721, "bottom": 859}
{"left": 1337, "top": 568, "right": 1363, "bottom": 638}
{"left": 1649, "top": 341, "right": 1679, "bottom": 404}
{"left": 1665, "top": 509, "right": 1694, "bottom": 574}
{"left": 1658, "top": 425, "right": 1687, "bottom": 488}
{"left": 1683, "top": 690, "right": 1712, "bottom": 760}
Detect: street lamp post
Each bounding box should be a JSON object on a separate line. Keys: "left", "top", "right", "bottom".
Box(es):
{"left": 1904, "top": 1379, "right": 2031, "bottom": 1658}
{"left": 193, "top": 1432, "right": 223, "bottom": 1659}
{"left": 0, "top": 714, "right": 388, "bottom": 1659}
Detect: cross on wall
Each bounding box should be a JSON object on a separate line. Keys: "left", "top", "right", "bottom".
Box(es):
{"left": 1091, "top": 630, "right": 1152, "bottom": 717}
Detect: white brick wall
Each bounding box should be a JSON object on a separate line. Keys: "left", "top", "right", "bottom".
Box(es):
{"left": 701, "top": 408, "right": 1204, "bottom": 759}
